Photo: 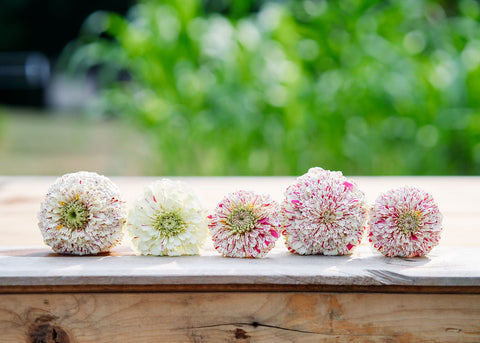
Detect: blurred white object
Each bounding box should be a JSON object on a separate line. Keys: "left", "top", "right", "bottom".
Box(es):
{"left": 0, "top": 52, "right": 50, "bottom": 89}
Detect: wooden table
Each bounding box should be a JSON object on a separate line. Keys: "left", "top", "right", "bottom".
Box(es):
{"left": 1, "top": 176, "right": 479, "bottom": 342}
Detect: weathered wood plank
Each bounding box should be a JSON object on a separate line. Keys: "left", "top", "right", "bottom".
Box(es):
{"left": 1, "top": 246, "right": 479, "bottom": 293}
{"left": 1, "top": 292, "right": 479, "bottom": 342}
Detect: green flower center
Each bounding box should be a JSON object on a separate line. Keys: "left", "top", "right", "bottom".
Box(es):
{"left": 398, "top": 211, "right": 421, "bottom": 234}
{"left": 228, "top": 208, "right": 256, "bottom": 234}
{"left": 154, "top": 212, "right": 185, "bottom": 237}
{"left": 61, "top": 199, "right": 89, "bottom": 230}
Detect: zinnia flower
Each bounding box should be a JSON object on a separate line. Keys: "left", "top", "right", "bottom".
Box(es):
{"left": 368, "top": 186, "right": 443, "bottom": 257}
{"left": 38, "top": 171, "right": 127, "bottom": 255}
{"left": 208, "top": 190, "right": 281, "bottom": 258}
{"left": 281, "top": 167, "right": 368, "bottom": 255}
{"left": 127, "top": 179, "right": 207, "bottom": 256}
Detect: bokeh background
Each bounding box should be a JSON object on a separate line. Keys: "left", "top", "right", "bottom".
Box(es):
{"left": 1, "top": 0, "right": 480, "bottom": 176}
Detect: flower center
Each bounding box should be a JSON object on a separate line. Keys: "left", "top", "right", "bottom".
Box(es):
{"left": 228, "top": 208, "right": 256, "bottom": 234}
{"left": 154, "top": 212, "right": 185, "bottom": 237}
{"left": 320, "top": 210, "right": 336, "bottom": 224}
{"left": 398, "top": 212, "right": 420, "bottom": 234}
{"left": 61, "top": 199, "right": 89, "bottom": 230}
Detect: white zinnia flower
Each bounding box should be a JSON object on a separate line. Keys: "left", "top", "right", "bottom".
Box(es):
{"left": 38, "top": 171, "right": 127, "bottom": 255}
{"left": 127, "top": 179, "right": 208, "bottom": 256}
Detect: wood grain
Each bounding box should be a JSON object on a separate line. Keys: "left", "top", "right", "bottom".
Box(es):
{"left": 1, "top": 292, "right": 479, "bottom": 342}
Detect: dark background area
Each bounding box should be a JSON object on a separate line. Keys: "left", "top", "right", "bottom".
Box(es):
{"left": 0, "top": 0, "right": 266, "bottom": 107}
{"left": 0, "top": 0, "right": 133, "bottom": 107}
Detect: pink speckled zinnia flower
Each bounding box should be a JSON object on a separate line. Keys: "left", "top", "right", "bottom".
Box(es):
{"left": 208, "top": 190, "right": 281, "bottom": 258}
{"left": 281, "top": 167, "right": 368, "bottom": 255}
{"left": 368, "top": 186, "right": 443, "bottom": 257}
{"left": 38, "top": 171, "right": 127, "bottom": 255}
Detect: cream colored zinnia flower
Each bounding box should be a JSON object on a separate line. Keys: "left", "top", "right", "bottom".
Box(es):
{"left": 127, "top": 179, "right": 207, "bottom": 256}
{"left": 38, "top": 171, "right": 127, "bottom": 255}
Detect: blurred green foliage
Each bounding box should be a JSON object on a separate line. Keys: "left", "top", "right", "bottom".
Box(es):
{"left": 67, "top": 0, "right": 480, "bottom": 175}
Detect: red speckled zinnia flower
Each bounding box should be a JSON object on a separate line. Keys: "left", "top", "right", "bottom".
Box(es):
{"left": 208, "top": 190, "right": 281, "bottom": 258}
{"left": 281, "top": 167, "right": 368, "bottom": 255}
{"left": 368, "top": 186, "right": 443, "bottom": 257}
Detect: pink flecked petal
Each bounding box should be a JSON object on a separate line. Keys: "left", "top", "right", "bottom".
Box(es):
{"left": 343, "top": 181, "right": 353, "bottom": 191}
{"left": 258, "top": 217, "right": 269, "bottom": 225}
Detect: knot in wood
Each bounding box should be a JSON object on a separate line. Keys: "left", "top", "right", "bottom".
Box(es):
{"left": 234, "top": 328, "right": 250, "bottom": 340}
{"left": 29, "top": 316, "right": 70, "bottom": 343}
